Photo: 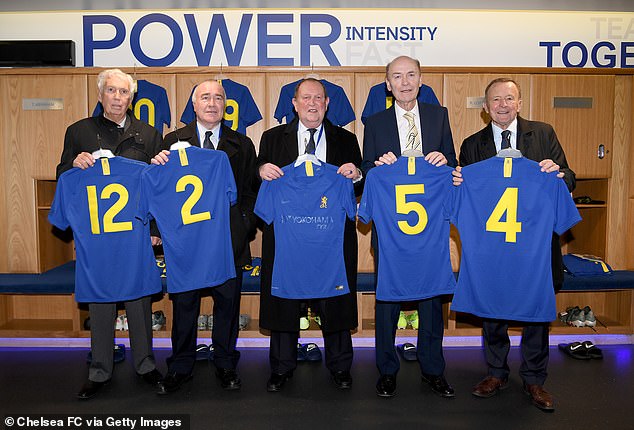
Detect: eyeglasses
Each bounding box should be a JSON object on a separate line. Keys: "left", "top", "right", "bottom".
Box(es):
{"left": 104, "top": 86, "right": 131, "bottom": 96}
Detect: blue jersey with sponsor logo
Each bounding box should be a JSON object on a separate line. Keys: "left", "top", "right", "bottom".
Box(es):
{"left": 361, "top": 82, "right": 440, "bottom": 124}
{"left": 274, "top": 79, "right": 355, "bottom": 127}
{"left": 48, "top": 157, "right": 161, "bottom": 303}
{"left": 358, "top": 156, "right": 456, "bottom": 301}
{"left": 137, "top": 146, "right": 237, "bottom": 293}
{"left": 255, "top": 162, "right": 356, "bottom": 299}
{"left": 180, "top": 79, "right": 262, "bottom": 134}
{"left": 93, "top": 79, "right": 171, "bottom": 133}
{"left": 449, "top": 156, "right": 581, "bottom": 322}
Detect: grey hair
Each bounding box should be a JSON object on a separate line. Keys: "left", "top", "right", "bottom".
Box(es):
{"left": 96, "top": 69, "right": 136, "bottom": 94}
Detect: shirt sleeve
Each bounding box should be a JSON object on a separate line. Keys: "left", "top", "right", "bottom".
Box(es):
{"left": 48, "top": 174, "right": 71, "bottom": 230}
{"left": 254, "top": 180, "right": 275, "bottom": 225}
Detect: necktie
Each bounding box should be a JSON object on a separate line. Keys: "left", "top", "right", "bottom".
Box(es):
{"left": 203, "top": 130, "right": 214, "bottom": 150}
{"left": 501, "top": 130, "right": 511, "bottom": 150}
{"left": 403, "top": 112, "right": 421, "bottom": 151}
{"left": 305, "top": 128, "right": 317, "bottom": 154}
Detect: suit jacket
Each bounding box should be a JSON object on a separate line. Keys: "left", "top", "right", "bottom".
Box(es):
{"left": 163, "top": 121, "right": 258, "bottom": 267}
{"left": 257, "top": 118, "right": 362, "bottom": 331}
{"left": 57, "top": 113, "right": 163, "bottom": 178}
{"left": 362, "top": 102, "right": 458, "bottom": 174}
{"left": 458, "top": 116, "right": 577, "bottom": 288}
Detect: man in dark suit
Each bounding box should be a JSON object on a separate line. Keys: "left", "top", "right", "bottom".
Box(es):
{"left": 257, "top": 78, "right": 363, "bottom": 392}
{"left": 362, "top": 55, "right": 457, "bottom": 398}
{"left": 455, "top": 77, "right": 575, "bottom": 411}
{"left": 152, "top": 80, "right": 258, "bottom": 394}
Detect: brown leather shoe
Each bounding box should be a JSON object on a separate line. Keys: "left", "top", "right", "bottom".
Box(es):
{"left": 524, "top": 383, "right": 555, "bottom": 411}
{"left": 472, "top": 376, "right": 508, "bottom": 398}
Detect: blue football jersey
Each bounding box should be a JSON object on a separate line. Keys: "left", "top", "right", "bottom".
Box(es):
{"left": 93, "top": 79, "right": 171, "bottom": 133}
{"left": 361, "top": 82, "right": 440, "bottom": 124}
{"left": 137, "top": 146, "right": 238, "bottom": 293}
{"left": 358, "top": 157, "right": 456, "bottom": 301}
{"left": 255, "top": 162, "right": 356, "bottom": 299}
{"left": 274, "top": 79, "right": 355, "bottom": 127}
{"left": 180, "top": 79, "right": 263, "bottom": 133}
{"left": 48, "top": 157, "right": 162, "bottom": 303}
{"left": 449, "top": 156, "right": 582, "bottom": 322}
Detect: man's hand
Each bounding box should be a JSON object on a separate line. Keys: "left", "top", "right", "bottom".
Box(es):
{"left": 151, "top": 236, "right": 162, "bottom": 246}
{"left": 539, "top": 159, "right": 564, "bottom": 178}
{"left": 259, "top": 163, "right": 284, "bottom": 181}
{"left": 374, "top": 151, "right": 398, "bottom": 166}
{"left": 452, "top": 166, "right": 463, "bottom": 186}
{"left": 425, "top": 151, "right": 448, "bottom": 166}
{"left": 151, "top": 150, "right": 170, "bottom": 165}
{"left": 337, "top": 162, "right": 361, "bottom": 180}
{"left": 72, "top": 152, "right": 95, "bottom": 169}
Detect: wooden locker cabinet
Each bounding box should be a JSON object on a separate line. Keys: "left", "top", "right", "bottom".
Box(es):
{"left": 0, "top": 67, "right": 632, "bottom": 340}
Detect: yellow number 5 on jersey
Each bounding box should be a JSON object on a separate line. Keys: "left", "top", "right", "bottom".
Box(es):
{"left": 395, "top": 184, "right": 428, "bottom": 235}
{"left": 486, "top": 187, "right": 522, "bottom": 243}
{"left": 176, "top": 174, "right": 211, "bottom": 225}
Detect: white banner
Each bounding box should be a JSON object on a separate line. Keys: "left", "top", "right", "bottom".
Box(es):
{"left": 1, "top": 9, "right": 633, "bottom": 68}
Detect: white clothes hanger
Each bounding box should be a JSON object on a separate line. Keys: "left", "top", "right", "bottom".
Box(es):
{"left": 401, "top": 149, "right": 424, "bottom": 158}
{"left": 496, "top": 147, "right": 523, "bottom": 158}
{"left": 92, "top": 148, "right": 114, "bottom": 159}
{"left": 294, "top": 152, "right": 321, "bottom": 167}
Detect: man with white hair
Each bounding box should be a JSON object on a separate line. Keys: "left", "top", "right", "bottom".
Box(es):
{"left": 56, "top": 68, "right": 164, "bottom": 399}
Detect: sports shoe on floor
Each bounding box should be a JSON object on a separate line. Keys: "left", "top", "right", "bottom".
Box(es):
{"left": 197, "top": 315, "right": 208, "bottom": 331}
{"left": 397, "top": 311, "right": 408, "bottom": 329}
{"left": 239, "top": 314, "right": 251, "bottom": 330}
{"left": 299, "top": 316, "right": 310, "bottom": 330}
{"left": 301, "top": 343, "right": 322, "bottom": 362}
{"left": 581, "top": 340, "right": 603, "bottom": 359}
{"left": 297, "top": 343, "right": 307, "bottom": 362}
{"left": 396, "top": 342, "right": 417, "bottom": 361}
{"left": 407, "top": 311, "right": 419, "bottom": 330}
{"left": 582, "top": 306, "right": 597, "bottom": 327}
{"left": 208, "top": 344, "right": 215, "bottom": 362}
{"left": 113, "top": 343, "right": 126, "bottom": 363}
{"left": 558, "top": 342, "right": 590, "bottom": 359}
{"left": 151, "top": 310, "right": 166, "bottom": 331}
{"left": 196, "top": 344, "right": 210, "bottom": 361}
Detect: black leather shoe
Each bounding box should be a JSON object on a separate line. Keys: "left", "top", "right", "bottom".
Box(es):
{"left": 139, "top": 369, "right": 163, "bottom": 387}
{"left": 216, "top": 368, "right": 241, "bottom": 390}
{"left": 421, "top": 373, "right": 455, "bottom": 398}
{"left": 266, "top": 371, "right": 292, "bottom": 392}
{"left": 376, "top": 374, "right": 396, "bottom": 397}
{"left": 332, "top": 370, "right": 352, "bottom": 389}
{"left": 156, "top": 372, "right": 192, "bottom": 395}
{"left": 77, "top": 379, "right": 110, "bottom": 400}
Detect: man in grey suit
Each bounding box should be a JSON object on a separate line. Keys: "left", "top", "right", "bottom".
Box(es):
{"left": 362, "top": 55, "right": 457, "bottom": 398}
{"left": 455, "top": 77, "right": 575, "bottom": 411}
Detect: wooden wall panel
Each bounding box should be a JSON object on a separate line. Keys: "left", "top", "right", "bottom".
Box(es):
{"left": 0, "top": 75, "right": 86, "bottom": 272}
{"left": 530, "top": 75, "right": 614, "bottom": 179}
{"left": 444, "top": 74, "right": 531, "bottom": 159}
{"left": 606, "top": 76, "right": 631, "bottom": 269}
